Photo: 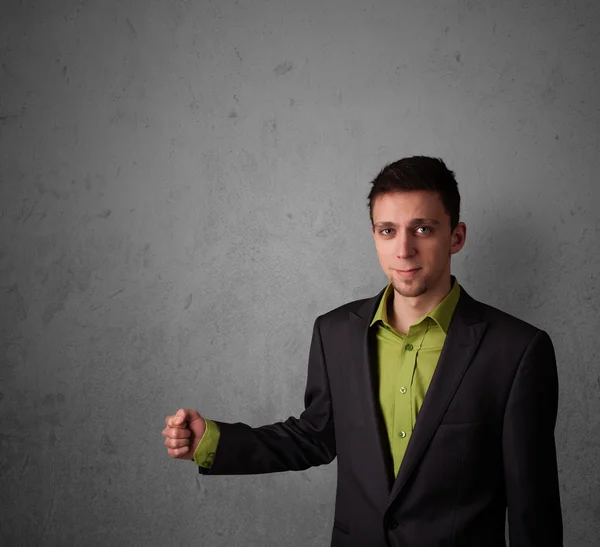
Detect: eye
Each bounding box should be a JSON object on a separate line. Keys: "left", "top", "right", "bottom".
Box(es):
{"left": 380, "top": 228, "right": 395, "bottom": 236}
{"left": 416, "top": 226, "right": 432, "bottom": 234}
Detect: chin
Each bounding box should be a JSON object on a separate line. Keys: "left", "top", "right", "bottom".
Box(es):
{"left": 391, "top": 278, "right": 428, "bottom": 298}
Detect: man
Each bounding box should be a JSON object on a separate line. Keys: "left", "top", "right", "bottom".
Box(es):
{"left": 163, "top": 156, "right": 563, "bottom": 546}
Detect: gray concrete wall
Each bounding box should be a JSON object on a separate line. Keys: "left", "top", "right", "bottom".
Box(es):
{"left": 1, "top": 0, "right": 598, "bottom": 545}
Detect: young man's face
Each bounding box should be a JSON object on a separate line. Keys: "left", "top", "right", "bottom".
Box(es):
{"left": 371, "top": 190, "right": 466, "bottom": 298}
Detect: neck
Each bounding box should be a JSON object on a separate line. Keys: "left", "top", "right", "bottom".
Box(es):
{"left": 389, "top": 275, "right": 453, "bottom": 333}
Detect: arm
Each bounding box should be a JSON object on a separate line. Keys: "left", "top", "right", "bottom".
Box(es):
{"left": 502, "top": 329, "right": 563, "bottom": 546}
{"left": 199, "top": 316, "right": 336, "bottom": 476}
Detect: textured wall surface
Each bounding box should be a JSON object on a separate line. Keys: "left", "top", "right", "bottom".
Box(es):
{"left": 1, "top": 0, "right": 599, "bottom": 545}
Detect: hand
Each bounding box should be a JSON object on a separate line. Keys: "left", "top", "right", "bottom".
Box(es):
{"left": 162, "top": 408, "right": 206, "bottom": 461}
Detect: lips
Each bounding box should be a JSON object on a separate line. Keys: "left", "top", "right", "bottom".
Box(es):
{"left": 393, "top": 267, "right": 422, "bottom": 277}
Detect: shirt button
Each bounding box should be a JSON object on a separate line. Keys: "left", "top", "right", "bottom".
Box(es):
{"left": 405, "top": 343, "right": 413, "bottom": 351}
{"left": 399, "top": 387, "right": 407, "bottom": 394}
{"left": 398, "top": 431, "right": 407, "bottom": 439}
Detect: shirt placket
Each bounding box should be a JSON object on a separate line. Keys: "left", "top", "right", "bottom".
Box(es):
{"left": 393, "top": 321, "right": 428, "bottom": 471}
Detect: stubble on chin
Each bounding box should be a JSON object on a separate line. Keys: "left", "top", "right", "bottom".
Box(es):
{"left": 391, "top": 278, "right": 428, "bottom": 298}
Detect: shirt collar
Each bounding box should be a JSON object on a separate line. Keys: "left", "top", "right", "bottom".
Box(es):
{"left": 369, "top": 275, "right": 461, "bottom": 334}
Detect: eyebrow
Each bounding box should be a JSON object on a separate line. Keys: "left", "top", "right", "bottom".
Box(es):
{"left": 373, "top": 218, "right": 441, "bottom": 228}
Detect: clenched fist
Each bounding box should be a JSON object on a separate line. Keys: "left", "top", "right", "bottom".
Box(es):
{"left": 162, "top": 408, "right": 206, "bottom": 460}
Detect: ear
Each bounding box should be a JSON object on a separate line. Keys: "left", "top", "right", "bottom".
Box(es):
{"left": 450, "top": 222, "right": 466, "bottom": 255}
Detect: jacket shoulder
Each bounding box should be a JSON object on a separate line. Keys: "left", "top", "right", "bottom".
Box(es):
{"left": 316, "top": 293, "right": 380, "bottom": 325}
{"left": 466, "top": 293, "right": 547, "bottom": 342}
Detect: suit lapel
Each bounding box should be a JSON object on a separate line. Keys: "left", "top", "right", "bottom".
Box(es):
{"left": 386, "top": 287, "right": 488, "bottom": 506}
{"left": 347, "top": 285, "right": 489, "bottom": 507}
{"left": 349, "top": 288, "right": 395, "bottom": 503}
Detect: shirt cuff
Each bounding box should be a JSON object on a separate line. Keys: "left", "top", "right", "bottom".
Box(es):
{"left": 193, "top": 418, "right": 220, "bottom": 468}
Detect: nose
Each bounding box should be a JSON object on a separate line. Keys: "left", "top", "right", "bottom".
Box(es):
{"left": 395, "top": 230, "right": 416, "bottom": 259}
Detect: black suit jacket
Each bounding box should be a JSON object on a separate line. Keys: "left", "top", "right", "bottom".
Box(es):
{"left": 199, "top": 283, "right": 563, "bottom": 546}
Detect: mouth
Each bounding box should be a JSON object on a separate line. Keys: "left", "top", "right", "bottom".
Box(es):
{"left": 393, "top": 267, "right": 421, "bottom": 277}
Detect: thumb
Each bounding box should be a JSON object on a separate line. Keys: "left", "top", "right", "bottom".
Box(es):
{"left": 186, "top": 410, "right": 203, "bottom": 425}
{"left": 174, "top": 408, "right": 202, "bottom": 426}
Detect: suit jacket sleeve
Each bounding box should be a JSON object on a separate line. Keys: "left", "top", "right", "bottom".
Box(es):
{"left": 198, "top": 316, "right": 336, "bottom": 476}
{"left": 502, "top": 329, "right": 563, "bottom": 546}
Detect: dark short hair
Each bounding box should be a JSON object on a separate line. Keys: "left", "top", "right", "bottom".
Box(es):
{"left": 367, "top": 156, "right": 461, "bottom": 232}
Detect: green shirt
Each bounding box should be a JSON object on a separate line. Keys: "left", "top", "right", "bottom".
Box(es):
{"left": 369, "top": 278, "right": 460, "bottom": 476}
{"left": 194, "top": 279, "right": 461, "bottom": 476}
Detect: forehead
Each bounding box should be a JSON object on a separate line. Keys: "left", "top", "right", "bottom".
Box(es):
{"left": 371, "top": 190, "right": 448, "bottom": 221}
